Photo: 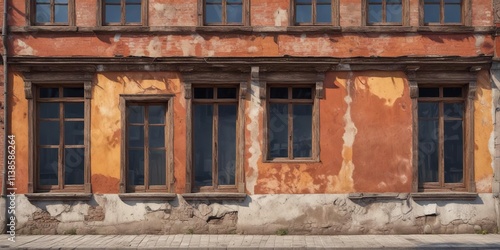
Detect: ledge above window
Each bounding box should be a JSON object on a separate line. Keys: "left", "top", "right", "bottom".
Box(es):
{"left": 182, "top": 193, "right": 247, "bottom": 202}
{"left": 118, "top": 193, "right": 177, "bottom": 201}
{"left": 25, "top": 193, "right": 92, "bottom": 201}
{"left": 411, "top": 192, "right": 478, "bottom": 201}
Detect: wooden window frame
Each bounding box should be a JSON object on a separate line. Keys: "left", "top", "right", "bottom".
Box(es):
{"left": 26, "top": 0, "right": 75, "bottom": 26}
{"left": 362, "top": 0, "right": 410, "bottom": 26}
{"left": 419, "top": 0, "right": 471, "bottom": 26}
{"left": 182, "top": 72, "right": 247, "bottom": 194}
{"left": 119, "top": 95, "right": 174, "bottom": 193}
{"left": 97, "top": 0, "right": 148, "bottom": 26}
{"left": 260, "top": 72, "right": 324, "bottom": 163}
{"left": 290, "top": 0, "right": 339, "bottom": 26}
{"left": 191, "top": 86, "right": 240, "bottom": 193}
{"left": 198, "top": 0, "right": 250, "bottom": 26}
{"left": 23, "top": 72, "right": 93, "bottom": 193}
{"left": 407, "top": 69, "right": 477, "bottom": 193}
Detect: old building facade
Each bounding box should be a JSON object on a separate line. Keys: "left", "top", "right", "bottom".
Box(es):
{"left": 0, "top": 0, "right": 499, "bottom": 234}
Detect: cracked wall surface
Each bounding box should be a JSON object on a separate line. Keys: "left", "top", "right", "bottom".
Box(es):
{"left": 14, "top": 194, "right": 498, "bottom": 235}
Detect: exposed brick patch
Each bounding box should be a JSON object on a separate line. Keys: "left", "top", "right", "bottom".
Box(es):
{"left": 85, "top": 206, "right": 105, "bottom": 222}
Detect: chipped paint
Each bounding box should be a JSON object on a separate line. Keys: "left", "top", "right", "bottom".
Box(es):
{"left": 358, "top": 76, "right": 405, "bottom": 106}
{"left": 16, "top": 40, "right": 35, "bottom": 55}
{"left": 246, "top": 79, "right": 262, "bottom": 195}
{"left": 147, "top": 37, "right": 162, "bottom": 57}
{"left": 113, "top": 34, "right": 121, "bottom": 42}
{"left": 273, "top": 8, "right": 287, "bottom": 26}
{"left": 333, "top": 73, "right": 357, "bottom": 192}
{"left": 475, "top": 35, "right": 485, "bottom": 54}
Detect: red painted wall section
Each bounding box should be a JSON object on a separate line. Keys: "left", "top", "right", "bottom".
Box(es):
{"left": 249, "top": 71, "right": 412, "bottom": 194}
{"left": 8, "top": 34, "right": 494, "bottom": 58}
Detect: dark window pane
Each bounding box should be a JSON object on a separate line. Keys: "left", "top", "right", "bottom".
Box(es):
{"left": 128, "top": 125, "right": 144, "bottom": 147}
{"left": 368, "top": 3, "right": 382, "bottom": 23}
{"left": 386, "top": 2, "right": 402, "bottom": 22}
{"left": 39, "top": 103, "right": 60, "bottom": 119}
{"left": 54, "top": 4, "right": 68, "bottom": 23}
{"left": 292, "top": 88, "right": 312, "bottom": 99}
{"left": 39, "top": 148, "right": 58, "bottom": 185}
{"left": 105, "top": 4, "right": 121, "bottom": 23}
{"left": 105, "top": 0, "right": 121, "bottom": 3}
{"left": 269, "top": 104, "right": 288, "bottom": 158}
{"left": 217, "top": 88, "right": 237, "bottom": 99}
{"left": 39, "top": 121, "right": 60, "bottom": 145}
{"left": 227, "top": 0, "right": 241, "bottom": 3}
{"left": 206, "top": 0, "right": 222, "bottom": 3}
{"left": 316, "top": 4, "right": 331, "bottom": 23}
{"left": 418, "top": 102, "right": 438, "bottom": 118}
{"left": 444, "top": 120, "right": 463, "bottom": 183}
{"left": 55, "top": 0, "right": 68, "bottom": 3}
{"left": 293, "top": 104, "right": 312, "bottom": 158}
{"left": 64, "top": 148, "right": 84, "bottom": 185}
{"left": 63, "top": 88, "right": 84, "bottom": 98}
{"left": 424, "top": 3, "right": 440, "bottom": 23}
{"left": 149, "top": 150, "right": 166, "bottom": 185}
{"left": 316, "top": 0, "right": 331, "bottom": 3}
{"left": 270, "top": 87, "right": 288, "bottom": 99}
{"left": 148, "top": 105, "right": 166, "bottom": 124}
{"left": 40, "top": 88, "right": 59, "bottom": 98}
{"left": 37, "top": 0, "right": 51, "bottom": 3}
{"left": 64, "top": 121, "right": 84, "bottom": 145}
{"left": 218, "top": 105, "right": 237, "bottom": 185}
{"left": 418, "top": 120, "right": 439, "bottom": 183}
{"left": 128, "top": 105, "right": 144, "bottom": 123}
{"left": 444, "top": 103, "right": 463, "bottom": 119}
{"left": 443, "top": 87, "right": 463, "bottom": 97}
{"left": 444, "top": 3, "right": 461, "bottom": 23}
{"left": 296, "top": 4, "right": 312, "bottom": 23}
{"left": 193, "top": 105, "right": 213, "bottom": 187}
{"left": 128, "top": 149, "right": 144, "bottom": 185}
{"left": 64, "top": 103, "right": 84, "bottom": 119}
{"left": 227, "top": 4, "right": 242, "bottom": 23}
{"left": 149, "top": 126, "right": 165, "bottom": 148}
{"left": 36, "top": 3, "right": 51, "bottom": 23}
{"left": 194, "top": 88, "right": 214, "bottom": 99}
{"left": 125, "top": 4, "right": 141, "bottom": 23}
{"left": 126, "top": 0, "right": 141, "bottom": 3}
{"left": 296, "top": 0, "right": 312, "bottom": 3}
{"left": 205, "top": 3, "right": 222, "bottom": 24}
{"left": 419, "top": 87, "right": 439, "bottom": 97}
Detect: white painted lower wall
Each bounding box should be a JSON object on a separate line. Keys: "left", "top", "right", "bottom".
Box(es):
{"left": 12, "top": 194, "right": 499, "bottom": 235}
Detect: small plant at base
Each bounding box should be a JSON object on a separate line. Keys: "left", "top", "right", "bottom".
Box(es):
{"left": 186, "top": 228, "right": 194, "bottom": 234}
{"left": 276, "top": 229, "right": 288, "bottom": 236}
{"left": 65, "top": 228, "right": 77, "bottom": 235}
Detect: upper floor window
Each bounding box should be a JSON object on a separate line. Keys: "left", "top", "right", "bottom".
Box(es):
{"left": 30, "top": 0, "right": 74, "bottom": 26}
{"left": 101, "top": 0, "right": 146, "bottom": 26}
{"left": 366, "top": 0, "right": 403, "bottom": 25}
{"left": 203, "top": 0, "right": 245, "bottom": 25}
{"left": 293, "top": 0, "right": 335, "bottom": 25}
{"left": 423, "top": 0, "right": 462, "bottom": 25}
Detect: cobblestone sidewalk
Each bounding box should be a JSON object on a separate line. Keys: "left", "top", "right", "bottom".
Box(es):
{"left": 1, "top": 234, "right": 500, "bottom": 249}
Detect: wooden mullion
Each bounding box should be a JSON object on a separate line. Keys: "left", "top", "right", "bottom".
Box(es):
{"left": 312, "top": 0, "right": 316, "bottom": 25}
{"left": 222, "top": 0, "right": 227, "bottom": 24}
{"left": 144, "top": 106, "right": 150, "bottom": 190}
{"left": 440, "top": 0, "right": 445, "bottom": 24}
{"left": 382, "top": 0, "right": 387, "bottom": 23}
{"left": 58, "top": 101, "right": 64, "bottom": 190}
{"left": 213, "top": 103, "right": 219, "bottom": 188}
{"left": 438, "top": 97, "right": 445, "bottom": 188}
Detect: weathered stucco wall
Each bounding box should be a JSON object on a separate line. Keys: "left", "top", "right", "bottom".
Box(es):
{"left": 14, "top": 194, "right": 498, "bottom": 235}
{"left": 90, "top": 72, "right": 187, "bottom": 193}
{"left": 8, "top": 34, "right": 494, "bottom": 58}
{"left": 9, "top": 70, "right": 495, "bottom": 194}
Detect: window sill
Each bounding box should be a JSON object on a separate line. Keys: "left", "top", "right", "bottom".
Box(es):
{"left": 25, "top": 193, "right": 92, "bottom": 201}
{"left": 286, "top": 26, "right": 341, "bottom": 33}
{"left": 348, "top": 192, "right": 408, "bottom": 200}
{"left": 118, "top": 193, "right": 177, "bottom": 201}
{"left": 182, "top": 193, "right": 247, "bottom": 202}
{"left": 195, "top": 26, "right": 253, "bottom": 33}
{"left": 12, "top": 26, "right": 78, "bottom": 32}
{"left": 262, "top": 159, "right": 320, "bottom": 164}
{"left": 411, "top": 192, "right": 478, "bottom": 201}
{"left": 417, "top": 26, "right": 475, "bottom": 33}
